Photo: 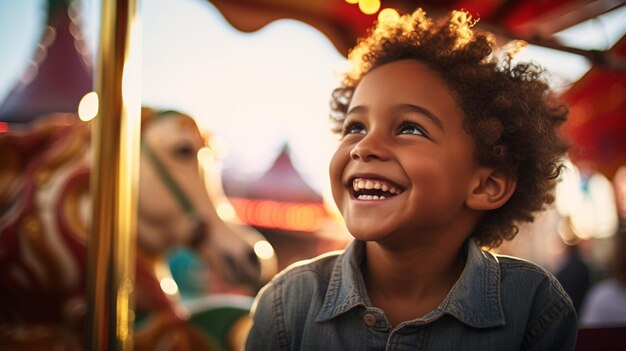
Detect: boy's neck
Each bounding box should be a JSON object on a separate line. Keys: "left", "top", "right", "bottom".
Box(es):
{"left": 362, "top": 237, "right": 468, "bottom": 322}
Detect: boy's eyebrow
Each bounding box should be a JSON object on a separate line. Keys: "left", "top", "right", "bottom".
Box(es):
{"left": 346, "top": 105, "right": 367, "bottom": 117}
{"left": 397, "top": 104, "right": 444, "bottom": 130}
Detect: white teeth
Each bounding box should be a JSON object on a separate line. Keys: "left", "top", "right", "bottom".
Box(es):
{"left": 352, "top": 178, "right": 402, "bottom": 195}
{"left": 356, "top": 194, "right": 386, "bottom": 201}
{"left": 352, "top": 177, "right": 403, "bottom": 200}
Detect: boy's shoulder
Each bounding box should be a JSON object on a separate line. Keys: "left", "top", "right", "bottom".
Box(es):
{"left": 492, "top": 252, "right": 572, "bottom": 306}
{"left": 490, "top": 253, "right": 577, "bottom": 347}
{"left": 494, "top": 253, "right": 559, "bottom": 279}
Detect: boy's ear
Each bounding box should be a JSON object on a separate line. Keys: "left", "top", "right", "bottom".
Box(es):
{"left": 466, "top": 168, "right": 517, "bottom": 211}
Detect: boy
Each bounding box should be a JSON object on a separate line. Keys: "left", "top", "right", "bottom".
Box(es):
{"left": 246, "top": 8, "right": 576, "bottom": 350}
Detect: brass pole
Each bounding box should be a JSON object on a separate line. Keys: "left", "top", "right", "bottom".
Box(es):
{"left": 87, "top": 0, "right": 142, "bottom": 350}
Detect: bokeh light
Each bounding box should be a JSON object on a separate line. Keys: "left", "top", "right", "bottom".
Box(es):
{"left": 253, "top": 240, "right": 275, "bottom": 260}
{"left": 159, "top": 277, "right": 179, "bottom": 295}
{"left": 359, "top": 0, "right": 381, "bottom": 15}
{"left": 78, "top": 91, "right": 99, "bottom": 121}
{"left": 556, "top": 160, "right": 618, "bottom": 239}
{"left": 378, "top": 8, "right": 400, "bottom": 23}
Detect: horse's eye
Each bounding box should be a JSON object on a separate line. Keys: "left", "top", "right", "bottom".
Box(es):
{"left": 173, "top": 143, "right": 196, "bottom": 159}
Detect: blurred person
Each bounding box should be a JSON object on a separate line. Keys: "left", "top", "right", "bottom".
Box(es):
{"left": 245, "top": 8, "right": 576, "bottom": 350}
{"left": 579, "top": 224, "right": 626, "bottom": 327}
{"left": 556, "top": 243, "right": 591, "bottom": 313}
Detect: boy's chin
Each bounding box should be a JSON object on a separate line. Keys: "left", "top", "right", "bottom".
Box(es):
{"left": 346, "top": 226, "right": 392, "bottom": 243}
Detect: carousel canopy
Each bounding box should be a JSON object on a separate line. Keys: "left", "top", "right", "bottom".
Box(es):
{"left": 209, "top": 0, "right": 626, "bottom": 69}
{"left": 1, "top": 0, "right": 624, "bottom": 178}
{"left": 208, "top": 0, "right": 626, "bottom": 179}
{"left": 562, "top": 35, "right": 626, "bottom": 179}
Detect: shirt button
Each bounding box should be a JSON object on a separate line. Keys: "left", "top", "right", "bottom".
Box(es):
{"left": 363, "top": 313, "right": 377, "bottom": 326}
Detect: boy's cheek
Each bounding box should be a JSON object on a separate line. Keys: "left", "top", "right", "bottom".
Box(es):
{"left": 328, "top": 149, "right": 347, "bottom": 183}
{"left": 328, "top": 174, "right": 346, "bottom": 210}
{"left": 328, "top": 154, "right": 349, "bottom": 209}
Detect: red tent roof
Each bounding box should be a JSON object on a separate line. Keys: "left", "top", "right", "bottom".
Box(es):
{"left": 227, "top": 145, "right": 324, "bottom": 204}
{"left": 209, "top": 0, "right": 626, "bottom": 68}
{"left": 0, "top": 3, "right": 92, "bottom": 123}
{"left": 562, "top": 35, "right": 626, "bottom": 178}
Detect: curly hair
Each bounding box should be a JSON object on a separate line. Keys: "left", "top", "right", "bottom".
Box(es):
{"left": 329, "top": 9, "right": 569, "bottom": 248}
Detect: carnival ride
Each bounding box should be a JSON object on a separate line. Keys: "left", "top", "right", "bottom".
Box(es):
{"left": 0, "top": 108, "right": 274, "bottom": 350}
{"left": 0, "top": 0, "right": 625, "bottom": 350}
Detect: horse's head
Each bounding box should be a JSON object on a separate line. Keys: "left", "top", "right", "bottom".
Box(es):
{"left": 137, "top": 108, "right": 272, "bottom": 291}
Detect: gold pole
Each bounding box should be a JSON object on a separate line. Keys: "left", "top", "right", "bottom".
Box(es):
{"left": 87, "top": 0, "right": 142, "bottom": 350}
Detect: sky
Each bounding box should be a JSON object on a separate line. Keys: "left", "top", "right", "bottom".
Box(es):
{"left": 1, "top": 0, "right": 625, "bottom": 198}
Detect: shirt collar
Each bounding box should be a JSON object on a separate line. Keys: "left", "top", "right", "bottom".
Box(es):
{"left": 316, "top": 239, "right": 368, "bottom": 322}
{"left": 316, "top": 239, "right": 505, "bottom": 328}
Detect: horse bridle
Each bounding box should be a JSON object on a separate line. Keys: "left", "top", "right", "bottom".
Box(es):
{"left": 140, "top": 111, "right": 196, "bottom": 219}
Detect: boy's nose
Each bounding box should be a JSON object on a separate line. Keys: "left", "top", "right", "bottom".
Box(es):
{"left": 349, "top": 134, "right": 390, "bottom": 161}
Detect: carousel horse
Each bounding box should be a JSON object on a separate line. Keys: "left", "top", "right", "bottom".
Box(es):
{"left": 0, "top": 108, "right": 273, "bottom": 350}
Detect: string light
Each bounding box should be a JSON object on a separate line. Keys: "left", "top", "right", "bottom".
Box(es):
{"left": 378, "top": 8, "right": 399, "bottom": 23}
{"left": 346, "top": 0, "right": 382, "bottom": 15}
{"left": 358, "top": 0, "right": 381, "bottom": 15}
{"left": 229, "top": 197, "right": 327, "bottom": 232}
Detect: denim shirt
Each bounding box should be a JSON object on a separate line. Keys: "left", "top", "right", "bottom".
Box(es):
{"left": 245, "top": 240, "right": 577, "bottom": 351}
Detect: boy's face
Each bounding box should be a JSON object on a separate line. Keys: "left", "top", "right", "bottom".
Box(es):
{"left": 329, "top": 60, "right": 484, "bottom": 246}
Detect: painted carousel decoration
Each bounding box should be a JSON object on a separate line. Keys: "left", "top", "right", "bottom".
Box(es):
{"left": 208, "top": 0, "right": 626, "bottom": 70}
{"left": 0, "top": 108, "right": 267, "bottom": 350}
{"left": 0, "top": 1, "right": 274, "bottom": 350}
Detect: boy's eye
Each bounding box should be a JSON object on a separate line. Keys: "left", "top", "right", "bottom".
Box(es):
{"left": 342, "top": 122, "right": 366, "bottom": 136}
{"left": 399, "top": 122, "right": 426, "bottom": 136}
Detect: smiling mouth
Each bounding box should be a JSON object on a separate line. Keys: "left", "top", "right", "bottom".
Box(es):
{"left": 351, "top": 178, "right": 404, "bottom": 200}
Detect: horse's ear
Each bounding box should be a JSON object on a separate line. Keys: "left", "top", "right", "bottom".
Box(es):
{"left": 141, "top": 107, "right": 156, "bottom": 128}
